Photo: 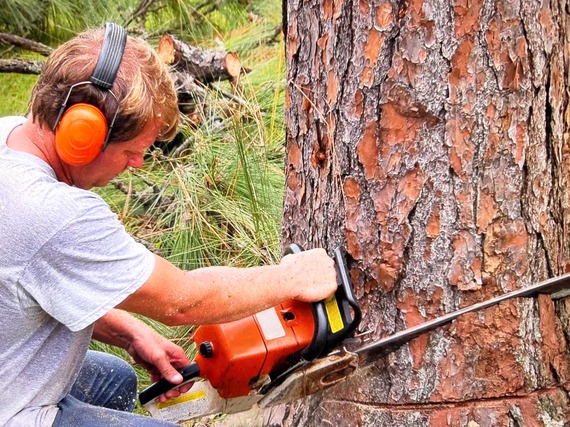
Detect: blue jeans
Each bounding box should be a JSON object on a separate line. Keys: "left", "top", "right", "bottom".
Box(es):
{"left": 52, "top": 350, "right": 177, "bottom": 427}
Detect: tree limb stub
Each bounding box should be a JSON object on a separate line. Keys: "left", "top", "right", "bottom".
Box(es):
{"left": 157, "top": 34, "right": 242, "bottom": 84}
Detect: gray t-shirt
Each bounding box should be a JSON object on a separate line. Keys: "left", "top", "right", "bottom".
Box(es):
{"left": 0, "top": 116, "right": 155, "bottom": 426}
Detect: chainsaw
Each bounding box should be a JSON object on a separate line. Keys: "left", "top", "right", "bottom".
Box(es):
{"left": 139, "top": 244, "right": 570, "bottom": 423}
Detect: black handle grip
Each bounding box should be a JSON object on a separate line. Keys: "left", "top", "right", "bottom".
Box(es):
{"left": 328, "top": 246, "right": 362, "bottom": 349}
{"left": 138, "top": 362, "right": 201, "bottom": 406}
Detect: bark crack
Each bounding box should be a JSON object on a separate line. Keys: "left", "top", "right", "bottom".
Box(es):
{"left": 325, "top": 383, "right": 570, "bottom": 410}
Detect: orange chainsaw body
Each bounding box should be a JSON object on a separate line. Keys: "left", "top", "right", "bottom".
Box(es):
{"left": 192, "top": 299, "right": 316, "bottom": 398}
{"left": 138, "top": 245, "right": 362, "bottom": 412}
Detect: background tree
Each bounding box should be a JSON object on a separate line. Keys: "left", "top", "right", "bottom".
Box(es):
{"left": 267, "top": 0, "right": 570, "bottom": 425}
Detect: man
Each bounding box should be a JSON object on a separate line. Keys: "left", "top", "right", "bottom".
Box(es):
{"left": 0, "top": 23, "right": 337, "bottom": 426}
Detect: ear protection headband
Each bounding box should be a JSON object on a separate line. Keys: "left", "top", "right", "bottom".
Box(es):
{"left": 53, "top": 22, "right": 127, "bottom": 166}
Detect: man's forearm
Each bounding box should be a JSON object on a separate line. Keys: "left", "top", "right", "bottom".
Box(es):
{"left": 117, "top": 250, "right": 338, "bottom": 327}
{"left": 92, "top": 309, "right": 147, "bottom": 349}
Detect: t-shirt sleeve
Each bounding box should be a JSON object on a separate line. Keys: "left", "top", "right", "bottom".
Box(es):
{"left": 19, "top": 200, "right": 156, "bottom": 332}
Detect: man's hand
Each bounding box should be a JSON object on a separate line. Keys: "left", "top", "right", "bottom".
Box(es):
{"left": 279, "top": 248, "right": 338, "bottom": 302}
{"left": 126, "top": 328, "right": 193, "bottom": 403}
{"left": 93, "top": 309, "right": 193, "bottom": 403}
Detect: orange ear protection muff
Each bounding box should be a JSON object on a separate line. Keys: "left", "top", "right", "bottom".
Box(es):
{"left": 52, "top": 22, "right": 127, "bottom": 166}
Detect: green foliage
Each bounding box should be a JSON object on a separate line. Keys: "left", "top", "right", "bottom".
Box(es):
{"left": 0, "top": 0, "right": 283, "bottom": 45}
{"left": 111, "top": 69, "right": 287, "bottom": 272}
{"left": 0, "top": 0, "right": 49, "bottom": 34}
{"left": 0, "top": 0, "right": 131, "bottom": 42}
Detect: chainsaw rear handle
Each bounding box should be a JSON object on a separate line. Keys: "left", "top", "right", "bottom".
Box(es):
{"left": 329, "top": 245, "right": 362, "bottom": 349}
{"left": 284, "top": 244, "right": 361, "bottom": 361}
{"left": 138, "top": 362, "right": 201, "bottom": 406}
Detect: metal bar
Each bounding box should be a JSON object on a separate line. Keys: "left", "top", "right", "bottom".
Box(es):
{"left": 355, "top": 273, "right": 570, "bottom": 366}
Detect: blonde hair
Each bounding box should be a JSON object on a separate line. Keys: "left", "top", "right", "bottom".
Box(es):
{"left": 30, "top": 26, "right": 179, "bottom": 143}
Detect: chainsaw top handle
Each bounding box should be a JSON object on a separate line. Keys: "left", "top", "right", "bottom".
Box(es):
{"left": 284, "top": 244, "right": 361, "bottom": 361}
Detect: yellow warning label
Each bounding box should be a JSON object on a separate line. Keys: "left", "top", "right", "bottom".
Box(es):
{"left": 156, "top": 389, "right": 206, "bottom": 409}
{"left": 325, "top": 295, "right": 344, "bottom": 333}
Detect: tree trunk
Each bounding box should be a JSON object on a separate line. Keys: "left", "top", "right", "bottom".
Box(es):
{"left": 268, "top": 0, "right": 570, "bottom": 426}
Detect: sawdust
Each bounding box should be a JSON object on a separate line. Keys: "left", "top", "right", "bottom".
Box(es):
{"left": 181, "top": 406, "right": 263, "bottom": 427}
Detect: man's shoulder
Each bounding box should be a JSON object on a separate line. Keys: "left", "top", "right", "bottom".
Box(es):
{"left": 0, "top": 155, "right": 110, "bottom": 248}
{"left": 0, "top": 115, "right": 25, "bottom": 132}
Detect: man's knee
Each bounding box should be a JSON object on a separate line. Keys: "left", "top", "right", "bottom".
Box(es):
{"left": 70, "top": 350, "right": 138, "bottom": 412}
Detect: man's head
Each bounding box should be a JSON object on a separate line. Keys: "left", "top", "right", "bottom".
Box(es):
{"left": 29, "top": 24, "right": 179, "bottom": 185}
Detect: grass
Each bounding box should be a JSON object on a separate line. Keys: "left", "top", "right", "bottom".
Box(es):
{"left": 0, "top": 74, "right": 36, "bottom": 116}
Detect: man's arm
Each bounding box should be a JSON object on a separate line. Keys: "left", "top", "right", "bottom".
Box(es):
{"left": 117, "top": 248, "right": 337, "bottom": 327}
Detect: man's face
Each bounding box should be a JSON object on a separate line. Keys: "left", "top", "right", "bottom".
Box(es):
{"left": 67, "top": 120, "right": 160, "bottom": 189}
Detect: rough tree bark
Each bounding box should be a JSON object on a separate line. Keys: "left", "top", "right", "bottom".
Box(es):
{"left": 267, "top": 0, "right": 570, "bottom": 426}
